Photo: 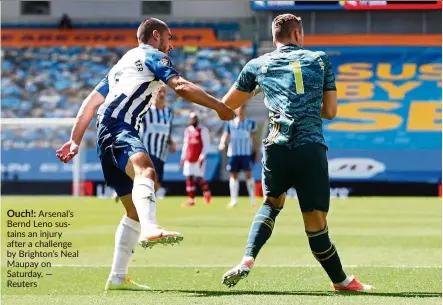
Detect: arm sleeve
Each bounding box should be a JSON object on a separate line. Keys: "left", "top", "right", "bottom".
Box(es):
{"left": 144, "top": 51, "right": 180, "bottom": 84}
{"left": 322, "top": 54, "right": 337, "bottom": 91}
{"left": 234, "top": 60, "right": 258, "bottom": 93}
{"left": 94, "top": 75, "right": 109, "bottom": 97}
{"left": 181, "top": 128, "right": 188, "bottom": 160}
{"left": 200, "top": 127, "right": 211, "bottom": 158}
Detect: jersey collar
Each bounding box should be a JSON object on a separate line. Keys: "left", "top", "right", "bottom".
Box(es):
{"left": 278, "top": 44, "right": 301, "bottom": 50}
{"left": 139, "top": 43, "right": 155, "bottom": 50}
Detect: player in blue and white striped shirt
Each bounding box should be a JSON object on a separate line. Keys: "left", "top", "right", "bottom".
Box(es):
{"left": 141, "top": 84, "right": 175, "bottom": 199}
{"left": 219, "top": 105, "right": 260, "bottom": 207}
{"left": 56, "top": 18, "right": 234, "bottom": 291}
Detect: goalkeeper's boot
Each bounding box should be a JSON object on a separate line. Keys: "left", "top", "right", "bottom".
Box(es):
{"left": 139, "top": 227, "right": 184, "bottom": 249}
{"left": 333, "top": 276, "right": 374, "bottom": 292}
{"left": 222, "top": 256, "right": 254, "bottom": 288}
{"left": 105, "top": 276, "right": 150, "bottom": 291}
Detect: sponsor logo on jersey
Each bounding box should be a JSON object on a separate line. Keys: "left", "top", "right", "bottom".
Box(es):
{"left": 160, "top": 57, "right": 171, "bottom": 66}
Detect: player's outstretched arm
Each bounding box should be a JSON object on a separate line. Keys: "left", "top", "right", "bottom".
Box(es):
{"left": 222, "top": 60, "right": 257, "bottom": 110}
{"left": 321, "top": 90, "right": 337, "bottom": 120}
{"left": 222, "top": 85, "right": 255, "bottom": 110}
{"left": 56, "top": 90, "right": 105, "bottom": 163}
{"left": 166, "top": 76, "right": 234, "bottom": 121}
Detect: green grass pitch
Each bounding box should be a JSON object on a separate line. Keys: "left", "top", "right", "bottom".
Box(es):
{"left": 1, "top": 196, "right": 441, "bottom": 305}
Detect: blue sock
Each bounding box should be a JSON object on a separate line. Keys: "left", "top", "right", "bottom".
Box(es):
{"left": 244, "top": 203, "right": 281, "bottom": 258}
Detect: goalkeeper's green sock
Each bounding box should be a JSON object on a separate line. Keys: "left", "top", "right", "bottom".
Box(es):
{"left": 306, "top": 225, "right": 347, "bottom": 284}
{"left": 244, "top": 202, "right": 281, "bottom": 259}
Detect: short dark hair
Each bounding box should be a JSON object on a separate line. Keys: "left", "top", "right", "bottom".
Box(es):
{"left": 272, "top": 14, "right": 302, "bottom": 41}
{"left": 137, "top": 18, "right": 168, "bottom": 43}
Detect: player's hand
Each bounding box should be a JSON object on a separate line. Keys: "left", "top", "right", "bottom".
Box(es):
{"left": 218, "top": 143, "right": 225, "bottom": 151}
{"left": 56, "top": 140, "right": 79, "bottom": 163}
{"left": 215, "top": 102, "right": 235, "bottom": 121}
{"left": 169, "top": 142, "right": 177, "bottom": 154}
{"left": 180, "top": 159, "right": 185, "bottom": 168}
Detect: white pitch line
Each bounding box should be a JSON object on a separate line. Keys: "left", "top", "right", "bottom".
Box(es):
{"left": 51, "top": 264, "right": 441, "bottom": 269}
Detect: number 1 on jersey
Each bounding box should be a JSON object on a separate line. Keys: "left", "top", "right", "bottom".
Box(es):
{"left": 290, "top": 61, "right": 305, "bottom": 94}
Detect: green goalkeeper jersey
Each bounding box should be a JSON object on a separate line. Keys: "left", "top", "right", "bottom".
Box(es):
{"left": 235, "top": 44, "right": 336, "bottom": 149}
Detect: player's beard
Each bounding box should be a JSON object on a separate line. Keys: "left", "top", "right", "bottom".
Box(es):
{"left": 158, "top": 38, "right": 168, "bottom": 54}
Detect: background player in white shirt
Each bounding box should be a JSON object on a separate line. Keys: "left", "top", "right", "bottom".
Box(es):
{"left": 56, "top": 18, "right": 234, "bottom": 291}
{"left": 180, "top": 112, "right": 212, "bottom": 207}
{"left": 219, "top": 105, "right": 260, "bottom": 207}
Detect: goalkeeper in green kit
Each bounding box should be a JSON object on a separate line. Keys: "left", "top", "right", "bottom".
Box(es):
{"left": 220, "top": 14, "right": 373, "bottom": 292}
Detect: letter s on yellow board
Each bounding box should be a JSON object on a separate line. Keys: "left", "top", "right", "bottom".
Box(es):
{"left": 377, "top": 63, "right": 416, "bottom": 80}
{"left": 336, "top": 63, "right": 373, "bottom": 80}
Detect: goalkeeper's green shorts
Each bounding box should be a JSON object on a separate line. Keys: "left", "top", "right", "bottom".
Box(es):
{"left": 261, "top": 143, "right": 330, "bottom": 212}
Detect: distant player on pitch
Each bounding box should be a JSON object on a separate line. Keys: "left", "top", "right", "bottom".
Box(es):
{"left": 141, "top": 84, "right": 175, "bottom": 199}
{"left": 180, "top": 112, "right": 212, "bottom": 207}
{"left": 56, "top": 18, "right": 234, "bottom": 291}
{"left": 113, "top": 84, "right": 174, "bottom": 202}
{"left": 219, "top": 14, "right": 373, "bottom": 292}
{"left": 218, "top": 105, "right": 259, "bottom": 207}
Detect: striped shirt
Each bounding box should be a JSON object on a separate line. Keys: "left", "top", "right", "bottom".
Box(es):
{"left": 95, "top": 44, "right": 179, "bottom": 131}
{"left": 141, "top": 106, "right": 174, "bottom": 162}
{"left": 225, "top": 118, "right": 256, "bottom": 157}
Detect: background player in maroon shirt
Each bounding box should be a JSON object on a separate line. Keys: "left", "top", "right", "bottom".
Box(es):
{"left": 180, "top": 112, "right": 212, "bottom": 206}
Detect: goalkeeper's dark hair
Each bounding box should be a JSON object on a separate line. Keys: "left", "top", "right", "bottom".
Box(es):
{"left": 272, "top": 14, "right": 303, "bottom": 41}
{"left": 137, "top": 18, "right": 169, "bottom": 44}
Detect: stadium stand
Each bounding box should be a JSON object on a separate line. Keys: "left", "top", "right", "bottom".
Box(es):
{"left": 1, "top": 45, "right": 254, "bottom": 150}
{"left": 1, "top": 24, "right": 441, "bottom": 192}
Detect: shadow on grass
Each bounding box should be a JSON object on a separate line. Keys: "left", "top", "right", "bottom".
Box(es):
{"left": 153, "top": 289, "right": 442, "bottom": 298}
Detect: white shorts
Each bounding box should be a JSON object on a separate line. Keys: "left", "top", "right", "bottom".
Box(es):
{"left": 183, "top": 161, "right": 205, "bottom": 178}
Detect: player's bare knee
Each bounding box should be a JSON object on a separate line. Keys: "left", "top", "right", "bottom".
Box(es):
{"left": 129, "top": 152, "right": 155, "bottom": 177}
{"left": 244, "top": 171, "right": 252, "bottom": 179}
{"left": 230, "top": 172, "right": 238, "bottom": 179}
{"left": 264, "top": 193, "right": 286, "bottom": 209}
{"left": 138, "top": 167, "right": 157, "bottom": 182}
